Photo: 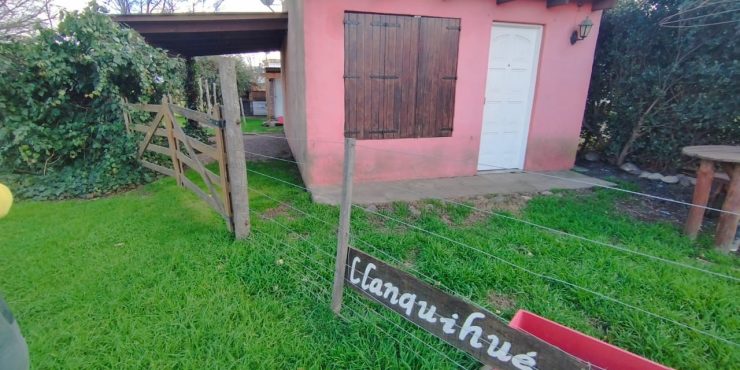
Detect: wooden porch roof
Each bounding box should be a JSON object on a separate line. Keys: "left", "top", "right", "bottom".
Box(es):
{"left": 111, "top": 12, "right": 287, "bottom": 57}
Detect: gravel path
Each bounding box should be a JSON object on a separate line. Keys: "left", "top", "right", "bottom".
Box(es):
{"left": 243, "top": 132, "right": 294, "bottom": 162}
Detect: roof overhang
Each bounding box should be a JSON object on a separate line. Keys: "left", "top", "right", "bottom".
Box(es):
{"left": 111, "top": 12, "right": 287, "bottom": 57}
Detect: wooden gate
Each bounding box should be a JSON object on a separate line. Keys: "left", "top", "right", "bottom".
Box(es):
{"left": 122, "top": 97, "right": 234, "bottom": 231}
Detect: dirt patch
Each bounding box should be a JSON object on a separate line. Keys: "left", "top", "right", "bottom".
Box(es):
{"left": 459, "top": 193, "right": 534, "bottom": 225}
{"left": 263, "top": 204, "right": 294, "bottom": 220}
{"left": 365, "top": 203, "right": 413, "bottom": 230}
{"left": 615, "top": 197, "right": 688, "bottom": 226}
{"left": 365, "top": 194, "right": 538, "bottom": 228}
{"left": 576, "top": 160, "right": 727, "bottom": 230}
{"left": 403, "top": 247, "right": 419, "bottom": 269}
{"left": 487, "top": 291, "right": 517, "bottom": 313}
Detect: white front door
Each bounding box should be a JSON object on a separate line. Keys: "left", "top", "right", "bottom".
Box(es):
{"left": 273, "top": 78, "right": 285, "bottom": 118}
{"left": 478, "top": 23, "right": 542, "bottom": 171}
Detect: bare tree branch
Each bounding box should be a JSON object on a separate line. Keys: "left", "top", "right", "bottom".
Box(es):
{"left": 105, "top": 0, "right": 183, "bottom": 15}
{"left": 0, "top": 0, "right": 53, "bottom": 40}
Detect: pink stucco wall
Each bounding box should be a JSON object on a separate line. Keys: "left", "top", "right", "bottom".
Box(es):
{"left": 291, "top": 0, "right": 602, "bottom": 188}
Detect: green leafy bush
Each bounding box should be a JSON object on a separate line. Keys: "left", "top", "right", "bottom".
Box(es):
{"left": 0, "top": 5, "right": 183, "bottom": 199}
{"left": 583, "top": 0, "right": 739, "bottom": 171}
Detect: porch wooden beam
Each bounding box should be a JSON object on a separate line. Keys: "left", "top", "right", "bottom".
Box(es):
{"left": 121, "top": 19, "right": 287, "bottom": 34}
{"left": 546, "top": 0, "right": 570, "bottom": 7}
{"left": 496, "top": 0, "right": 515, "bottom": 4}
{"left": 592, "top": 0, "right": 617, "bottom": 10}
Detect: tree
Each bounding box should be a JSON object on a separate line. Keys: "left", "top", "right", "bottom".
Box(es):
{"left": 104, "top": 0, "right": 184, "bottom": 14}
{"left": 583, "top": 0, "right": 739, "bottom": 170}
{"left": 194, "top": 56, "right": 258, "bottom": 107}
{"left": 0, "top": 5, "right": 183, "bottom": 199}
{"left": 0, "top": 0, "right": 54, "bottom": 39}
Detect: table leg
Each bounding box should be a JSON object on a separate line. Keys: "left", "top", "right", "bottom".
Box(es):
{"left": 685, "top": 159, "right": 714, "bottom": 238}
{"left": 714, "top": 164, "right": 740, "bottom": 251}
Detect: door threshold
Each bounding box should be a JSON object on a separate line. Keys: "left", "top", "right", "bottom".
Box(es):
{"left": 477, "top": 168, "right": 522, "bottom": 175}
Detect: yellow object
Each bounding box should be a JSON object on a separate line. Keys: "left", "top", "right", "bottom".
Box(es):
{"left": 0, "top": 183, "right": 13, "bottom": 218}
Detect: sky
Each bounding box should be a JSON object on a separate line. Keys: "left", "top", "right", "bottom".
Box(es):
{"left": 52, "top": 0, "right": 283, "bottom": 64}
{"left": 53, "top": 0, "right": 282, "bottom": 13}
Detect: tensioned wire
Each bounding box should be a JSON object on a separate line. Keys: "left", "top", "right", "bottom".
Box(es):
{"left": 244, "top": 156, "right": 740, "bottom": 283}
{"left": 244, "top": 171, "right": 739, "bottom": 347}
{"left": 659, "top": 0, "right": 740, "bottom": 28}
{"left": 268, "top": 242, "right": 468, "bottom": 369}
{"left": 255, "top": 220, "right": 560, "bottom": 370}
{"left": 248, "top": 185, "right": 496, "bottom": 307}
{"left": 244, "top": 132, "right": 739, "bottom": 216}
{"left": 251, "top": 225, "right": 474, "bottom": 369}
{"left": 253, "top": 211, "right": 583, "bottom": 369}
{"left": 254, "top": 207, "right": 511, "bottom": 322}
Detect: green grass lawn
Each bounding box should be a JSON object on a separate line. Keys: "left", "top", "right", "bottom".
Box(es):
{"left": 0, "top": 161, "right": 738, "bottom": 369}
{"left": 176, "top": 115, "right": 282, "bottom": 135}
{"left": 241, "top": 116, "right": 283, "bottom": 134}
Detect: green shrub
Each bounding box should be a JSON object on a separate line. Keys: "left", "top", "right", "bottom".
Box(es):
{"left": 583, "top": 0, "right": 739, "bottom": 171}
{"left": 0, "top": 5, "right": 183, "bottom": 199}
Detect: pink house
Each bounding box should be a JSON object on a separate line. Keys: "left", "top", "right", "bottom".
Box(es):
{"left": 282, "top": 0, "right": 613, "bottom": 192}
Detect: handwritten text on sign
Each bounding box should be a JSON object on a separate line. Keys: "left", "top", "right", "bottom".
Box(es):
{"left": 345, "top": 248, "right": 589, "bottom": 370}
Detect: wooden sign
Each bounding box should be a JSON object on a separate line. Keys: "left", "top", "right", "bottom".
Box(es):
{"left": 345, "top": 248, "right": 590, "bottom": 370}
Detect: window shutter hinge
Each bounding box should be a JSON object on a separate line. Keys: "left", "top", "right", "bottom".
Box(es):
{"left": 446, "top": 25, "right": 461, "bottom": 31}
{"left": 344, "top": 20, "right": 359, "bottom": 25}
{"left": 371, "top": 21, "right": 400, "bottom": 28}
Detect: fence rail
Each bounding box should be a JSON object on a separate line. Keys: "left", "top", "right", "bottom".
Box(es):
{"left": 122, "top": 97, "right": 233, "bottom": 231}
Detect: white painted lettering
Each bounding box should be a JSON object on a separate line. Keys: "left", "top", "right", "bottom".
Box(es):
{"left": 361, "top": 263, "right": 376, "bottom": 290}
{"left": 349, "top": 257, "right": 362, "bottom": 284}
{"left": 416, "top": 301, "right": 438, "bottom": 323}
{"left": 458, "top": 312, "right": 485, "bottom": 349}
{"left": 382, "top": 282, "right": 400, "bottom": 304}
{"left": 348, "top": 251, "right": 542, "bottom": 367}
{"left": 440, "top": 314, "right": 459, "bottom": 334}
{"left": 398, "top": 293, "right": 417, "bottom": 316}
{"left": 511, "top": 352, "right": 537, "bottom": 370}
{"left": 486, "top": 334, "right": 513, "bottom": 361}
{"left": 369, "top": 278, "right": 384, "bottom": 296}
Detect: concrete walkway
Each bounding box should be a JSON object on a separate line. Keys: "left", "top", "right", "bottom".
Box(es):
{"left": 310, "top": 171, "right": 614, "bottom": 205}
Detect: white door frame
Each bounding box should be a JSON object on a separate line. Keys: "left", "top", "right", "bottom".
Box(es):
{"left": 478, "top": 22, "right": 542, "bottom": 172}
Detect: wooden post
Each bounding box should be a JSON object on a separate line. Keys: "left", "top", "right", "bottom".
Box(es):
{"left": 685, "top": 160, "right": 715, "bottom": 238}
{"left": 715, "top": 164, "right": 740, "bottom": 251}
{"left": 162, "top": 96, "right": 183, "bottom": 187}
{"left": 204, "top": 80, "right": 213, "bottom": 114}
{"left": 212, "top": 82, "right": 218, "bottom": 109}
{"left": 121, "top": 97, "right": 131, "bottom": 133}
{"left": 331, "top": 138, "right": 356, "bottom": 314}
{"left": 213, "top": 105, "right": 233, "bottom": 232}
{"left": 197, "top": 78, "right": 204, "bottom": 111}
{"left": 218, "top": 58, "right": 250, "bottom": 239}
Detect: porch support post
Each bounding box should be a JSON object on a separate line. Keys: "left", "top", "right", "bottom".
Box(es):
{"left": 218, "top": 57, "right": 251, "bottom": 239}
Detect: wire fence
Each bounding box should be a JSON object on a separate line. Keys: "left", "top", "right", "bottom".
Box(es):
{"left": 238, "top": 134, "right": 739, "bottom": 368}
{"left": 246, "top": 132, "right": 740, "bottom": 216}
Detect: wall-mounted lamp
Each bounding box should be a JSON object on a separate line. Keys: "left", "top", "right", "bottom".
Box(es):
{"left": 570, "top": 16, "right": 593, "bottom": 45}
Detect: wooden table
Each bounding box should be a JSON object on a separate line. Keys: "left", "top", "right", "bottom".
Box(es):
{"left": 682, "top": 145, "right": 740, "bottom": 251}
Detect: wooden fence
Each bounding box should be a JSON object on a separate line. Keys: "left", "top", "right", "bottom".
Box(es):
{"left": 122, "top": 97, "right": 234, "bottom": 232}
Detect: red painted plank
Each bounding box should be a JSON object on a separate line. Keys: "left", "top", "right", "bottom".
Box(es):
{"left": 509, "top": 310, "right": 674, "bottom": 370}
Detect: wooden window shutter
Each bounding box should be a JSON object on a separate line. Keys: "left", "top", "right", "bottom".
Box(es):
{"left": 344, "top": 13, "right": 459, "bottom": 140}
{"left": 415, "top": 17, "right": 460, "bottom": 138}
